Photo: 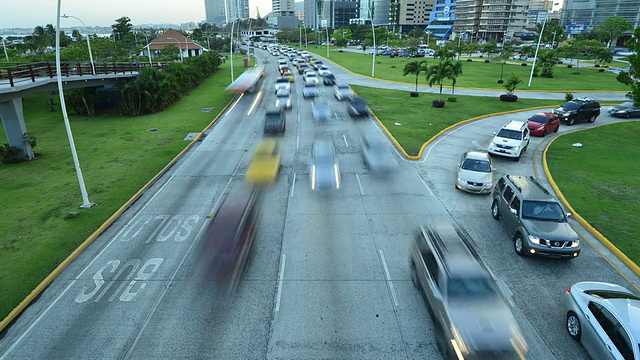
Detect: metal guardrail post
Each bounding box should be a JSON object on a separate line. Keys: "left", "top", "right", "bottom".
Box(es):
{"left": 77, "top": 62, "right": 83, "bottom": 76}
{"left": 63, "top": 63, "right": 69, "bottom": 77}
{"left": 47, "top": 62, "right": 54, "bottom": 78}
{"left": 28, "top": 64, "right": 35, "bottom": 82}
{"left": 7, "top": 69, "right": 14, "bottom": 87}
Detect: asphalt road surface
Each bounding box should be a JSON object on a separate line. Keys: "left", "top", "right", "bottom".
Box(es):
{"left": 0, "top": 49, "right": 638, "bottom": 360}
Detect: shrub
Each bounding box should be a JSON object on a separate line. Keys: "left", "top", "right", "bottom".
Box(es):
{"left": 22, "top": 132, "right": 37, "bottom": 149}
{"left": 565, "top": 93, "right": 574, "bottom": 101}
{"left": 447, "top": 97, "right": 457, "bottom": 102}
{"left": 521, "top": 63, "right": 527, "bottom": 66}
{"left": 0, "top": 144, "right": 22, "bottom": 164}
{"left": 467, "top": 58, "right": 472, "bottom": 62}
{"left": 390, "top": 65, "right": 396, "bottom": 69}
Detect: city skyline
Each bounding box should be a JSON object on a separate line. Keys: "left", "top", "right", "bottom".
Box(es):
{"left": 0, "top": 0, "right": 274, "bottom": 29}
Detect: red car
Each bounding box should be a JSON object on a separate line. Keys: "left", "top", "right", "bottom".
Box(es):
{"left": 527, "top": 112, "right": 560, "bottom": 136}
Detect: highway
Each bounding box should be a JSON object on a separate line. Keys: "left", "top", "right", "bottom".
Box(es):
{"left": 0, "top": 48, "right": 638, "bottom": 359}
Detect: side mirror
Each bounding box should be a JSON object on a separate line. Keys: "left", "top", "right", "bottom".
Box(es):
{"left": 566, "top": 213, "right": 572, "bottom": 218}
{"left": 492, "top": 132, "right": 497, "bottom": 136}
{"left": 510, "top": 208, "right": 518, "bottom": 215}
{"left": 457, "top": 163, "right": 460, "bottom": 167}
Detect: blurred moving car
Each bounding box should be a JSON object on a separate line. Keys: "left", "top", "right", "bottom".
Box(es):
{"left": 347, "top": 96, "right": 369, "bottom": 118}
{"left": 323, "top": 73, "right": 337, "bottom": 86}
{"left": 310, "top": 140, "right": 340, "bottom": 191}
{"left": 282, "top": 70, "right": 295, "bottom": 82}
{"left": 195, "top": 184, "right": 261, "bottom": 295}
{"left": 275, "top": 77, "right": 291, "bottom": 92}
{"left": 317, "top": 66, "right": 331, "bottom": 77}
{"left": 298, "top": 62, "right": 310, "bottom": 74}
{"left": 410, "top": 222, "right": 528, "bottom": 360}
{"left": 303, "top": 83, "right": 320, "bottom": 99}
{"left": 334, "top": 84, "right": 353, "bottom": 100}
{"left": 360, "top": 136, "right": 397, "bottom": 174}
{"left": 263, "top": 107, "right": 286, "bottom": 135}
{"left": 564, "top": 281, "right": 640, "bottom": 360}
{"left": 608, "top": 101, "right": 640, "bottom": 118}
{"left": 275, "top": 88, "right": 292, "bottom": 110}
{"left": 246, "top": 140, "right": 281, "bottom": 185}
{"left": 455, "top": 151, "right": 494, "bottom": 194}
{"left": 303, "top": 71, "right": 320, "bottom": 86}
{"left": 312, "top": 100, "right": 331, "bottom": 122}
{"left": 527, "top": 112, "right": 560, "bottom": 136}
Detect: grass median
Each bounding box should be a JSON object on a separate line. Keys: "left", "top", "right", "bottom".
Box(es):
{"left": 351, "top": 85, "right": 560, "bottom": 156}
{"left": 546, "top": 122, "right": 640, "bottom": 265}
{"left": 300, "top": 46, "right": 627, "bottom": 92}
{"left": 0, "top": 59, "right": 248, "bottom": 322}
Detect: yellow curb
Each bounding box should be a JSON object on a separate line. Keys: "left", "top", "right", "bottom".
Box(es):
{"left": 315, "top": 50, "right": 627, "bottom": 93}
{"left": 0, "top": 92, "right": 238, "bottom": 333}
{"left": 542, "top": 134, "right": 640, "bottom": 281}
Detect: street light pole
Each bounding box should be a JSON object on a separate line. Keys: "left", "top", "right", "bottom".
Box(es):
{"left": 552, "top": 30, "right": 557, "bottom": 49}
{"left": 528, "top": 19, "right": 546, "bottom": 87}
{"left": 304, "top": 27, "right": 308, "bottom": 48}
{"left": 2, "top": 39, "right": 8, "bottom": 62}
{"left": 55, "top": 0, "right": 94, "bottom": 209}
{"left": 61, "top": 14, "right": 95, "bottom": 75}
{"left": 230, "top": 21, "right": 235, "bottom": 81}
{"left": 371, "top": 21, "right": 376, "bottom": 77}
{"left": 141, "top": 33, "right": 153, "bottom": 67}
{"left": 325, "top": 24, "right": 330, "bottom": 58}
{"left": 299, "top": 27, "right": 302, "bottom": 48}
{"left": 247, "top": 19, "right": 252, "bottom": 64}
{"left": 426, "top": 30, "right": 431, "bottom": 47}
{"left": 167, "top": 37, "right": 183, "bottom": 62}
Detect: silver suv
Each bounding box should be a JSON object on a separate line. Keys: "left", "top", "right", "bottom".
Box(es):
{"left": 410, "top": 222, "right": 528, "bottom": 359}
{"left": 491, "top": 175, "right": 581, "bottom": 259}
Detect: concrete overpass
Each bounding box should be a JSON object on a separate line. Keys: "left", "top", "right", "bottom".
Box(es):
{"left": 0, "top": 61, "right": 166, "bottom": 159}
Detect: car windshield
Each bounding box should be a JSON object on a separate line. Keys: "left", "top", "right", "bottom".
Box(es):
{"left": 338, "top": 86, "right": 350, "bottom": 90}
{"left": 528, "top": 115, "right": 549, "bottom": 123}
{"left": 522, "top": 201, "right": 566, "bottom": 221}
{"left": 276, "top": 79, "right": 288, "bottom": 84}
{"left": 585, "top": 290, "right": 640, "bottom": 301}
{"left": 496, "top": 129, "right": 522, "bottom": 140}
{"left": 618, "top": 102, "right": 635, "bottom": 109}
{"left": 448, "top": 277, "right": 498, "bottom": 300}
{"left": 313, "top": 145, "right": 334, "bottom": 164}
{"left": 562, "top": 102, "right": 580, "bottom": 110}
{"left": 461, "top": 158, "right": 491, "bottom": 172}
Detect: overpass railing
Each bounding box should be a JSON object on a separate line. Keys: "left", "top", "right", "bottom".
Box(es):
{"left": 0, "top": 62, "right": 168, "bottom": 88}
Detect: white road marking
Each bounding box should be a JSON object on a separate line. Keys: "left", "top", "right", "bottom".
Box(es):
{"left": 247, "top": 90, "right": 262, "bottom": 115}
{"left": 275, "top": 254, "right": 286, "bottom": 312}
{"left": 297, "top": 112, "right": 300, "bottom": 123}
{"left": 355, "top": 173, "right": 364, "bottom": 195}
{"left": 342, "top": 134, "right": 349, "bottom": 147}
{"left": 296, "top": 135, "right": 299, "bottom": 149}
{"left": 378, "top": 250, "right": 399, "bottom": 306}
{"left": 416, "top": 171, "right": 434, "bottom": 196}
{"left": 334, "top": 112, "right": 339, "bottom": 122}
{"left": 290, "top": 173, "right": 297, "bottom": 197}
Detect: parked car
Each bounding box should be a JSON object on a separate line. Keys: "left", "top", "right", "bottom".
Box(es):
{"left": 491, "top": 175, "right": 581, "bottom": 259}
{"left": 608, "top": 101, "right": 640, "bottom": 118}
{"left": 527, "top": 112, "right": 560, "bottom": 136}
{"left": 302, "top": 83, "right": 320, "bottom": 99}
{"left": 275, "top": 88, "right": 292, "bottom": 110}
{"left": 552, "top": 97, "right": 601, "bottom": 125}
{"left": 245, "top": 140, "right": 281, "bottom": 184}
{"left": 310, "top": 140, "right": 340, "bottom": 191}
{"left": 455, "top": 151, "right": 494, "bottom": 194}
{"left": 410, "top": 222, "right": 529, "bottom": 360}
{"left": 334, "top": 84, "right": 353, "bottom": 101}
{"left": 347, "top": 96, "right": 369, "bottom": 118}
{"left": 564, "top": 281, "right": 640, "bottom": 360}
{"left": 487, "top": 120, "right": 531, "bottom": 162}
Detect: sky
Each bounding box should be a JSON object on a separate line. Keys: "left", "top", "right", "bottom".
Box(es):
{"left": 0, "top": 0, "right": 273, "bottom": 29}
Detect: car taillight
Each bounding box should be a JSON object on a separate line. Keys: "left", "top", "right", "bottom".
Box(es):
{"left": 567, "top": 286, "right": 572, "bottom": 293}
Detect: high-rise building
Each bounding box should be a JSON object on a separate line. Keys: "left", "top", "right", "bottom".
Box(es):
{"left": 373, "top": 0, "right": 394, "bottom": 26}
{"left": 205, "top": 0, "right": 227, "bottom": 26}
{"left": 560, "top": 0, "right": 640, "bottom": 40}
{"left": 427, "top": 0, "right": 455, "bottom": 39}
{"left": 398, "top": 0, "right": 436, "bottom": 31}
{"left": 274, "top": 0, "right": 299, "bottom": 28}
{"left": 453, "top": 0, "right": 529, "bottom": 42}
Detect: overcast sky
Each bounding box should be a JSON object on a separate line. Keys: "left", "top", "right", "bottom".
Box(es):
{"left": 1, "top": 0, "right": 273, "bottom": 29}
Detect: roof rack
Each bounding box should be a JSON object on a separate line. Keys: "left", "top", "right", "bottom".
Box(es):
{"left": 505, "top": 175, "right": 523, "bottom": 193}
{"left": 528, "top": 176, "right": 550, "bottom": 194}
{"left": 573, "top": 97, "right": 594, "bottom": 102}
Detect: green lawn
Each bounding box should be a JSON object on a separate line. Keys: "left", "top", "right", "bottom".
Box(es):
{"left": 300, "top": 46, "right": 628, "bottom": 92}
{"left": 0, "top": 60, "right": 244, "bottom": 321}
{"left": 546, "top": 122, "right": 640, "bottom": 264}
{"left": 352, "top": 85, "right": 561, "bottom": 155}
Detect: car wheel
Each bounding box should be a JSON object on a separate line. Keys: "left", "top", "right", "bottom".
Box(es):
{"left": 554, "top": 125, "right": 559, "bottom": 133}
{"left": 566, "top": 311, "right": 582, "bottom": 341}
{"left": 491, "top": 201, "right": 500, "bottom": 220}
{"left": 514, "top": 234, "right": 527, "bottom": 257}
{"left": 514, "top": 155, "right": 520, "bottom": 162}
{"left": 624, "top": 113, "right": 630, "bottom": 119}
{"left": 568, "top": 117, "right": 575, "bottom": 126}
{"left": 589, "top": 115, "right": 596, "bottom": 123}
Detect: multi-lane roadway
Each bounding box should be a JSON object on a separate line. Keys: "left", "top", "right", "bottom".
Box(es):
{"left": 0, "top": 48, "right": 638, "bottom": 360}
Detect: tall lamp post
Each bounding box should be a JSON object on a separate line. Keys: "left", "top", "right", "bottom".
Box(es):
{"left": 247, "top": 19, "right": 252, "bottom": 63}
{"left": 55, "top": 0, "right": 94, "bottom": 208}
{"left": 230, "top": 20, "right": 235, "bottom": 81}
{"left": 528, "top": 19, "right": 546, "bottom": 87}
{"left": 140, "top": 32, "right": 153, "bottom": 67}
{"left": 425, "top": 30, "right": 432, "bottom": 47}
{"left": 325, "top": 22, "right": 330, "bottom": 58}
{"left": 371, "top": 20, "right": 376, "bottom": 77}
{"left": 167, "top": 37, "right": 184, "bottom": 62}
{"left": 61, "top": 14, "right": 95, "bottom": 75}
{"left": 1, "top": 39, "right": 8, "bottom": 62}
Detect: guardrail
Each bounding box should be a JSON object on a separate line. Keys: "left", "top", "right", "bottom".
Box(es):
{"left": 0, "top": 61, "right": 168, "bottom": 88}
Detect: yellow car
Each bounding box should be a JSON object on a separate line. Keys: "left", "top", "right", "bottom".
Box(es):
{"left": 282, "top": 70, "right": 295, "bottom": 82}
{"left": 245, "top": 140, "right": 281, "bottom": 185}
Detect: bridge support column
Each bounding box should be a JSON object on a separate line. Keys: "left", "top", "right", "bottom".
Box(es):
{"left": 0, "top": 97, "right": 34, "bottom": 160}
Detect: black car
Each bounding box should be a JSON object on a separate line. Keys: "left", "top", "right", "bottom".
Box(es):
{"left": 347, "top": 97, "right": 369, "bottom": 118}
{"left": 551, "top": 97, "right": 601, "bottom": 126}
{"left": 323, "top": 73, "right": 336, "bottom": 86}
{"left": 264, "top": 107, "right": 286, "bottom": 135}
{"left": 608, "top": 101, "right": 640, "bottom": 118}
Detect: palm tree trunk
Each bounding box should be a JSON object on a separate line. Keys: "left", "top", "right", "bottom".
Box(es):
{"left": 415, "top": 75, "right": 418, "bottom": 92}
{"left": 439, "top": 84, "right": 443, "bottom": 101}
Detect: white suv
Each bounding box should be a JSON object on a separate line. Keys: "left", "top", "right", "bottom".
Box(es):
{"left": 303, "top": 71, "right": 319, "bottom": 86}
{"left": 488, "top": 120, "right": 530, "bottom": 161}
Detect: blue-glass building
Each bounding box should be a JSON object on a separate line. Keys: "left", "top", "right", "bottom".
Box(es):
{"left": 426, "top": 0, "right": 455, "bottom": 39}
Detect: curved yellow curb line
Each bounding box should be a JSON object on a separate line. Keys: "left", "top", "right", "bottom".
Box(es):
{"left": 316, "top": 51, "right": 627, "bottom": 93}
{"left": 0, "top": 93, "right": 238, "bottom": 333}
{"left": 543, "top": 135, "right": 640, "bottom": 279}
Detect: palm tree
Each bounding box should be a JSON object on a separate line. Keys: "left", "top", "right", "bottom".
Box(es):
{"left": 449, "top": 60, "right": 463, "bottom": 96}
{"left": 402, "top": 60, "right": 428, "bottom": 94}
{"left": 426, "top": 59, "right": 455, "bottom": 102}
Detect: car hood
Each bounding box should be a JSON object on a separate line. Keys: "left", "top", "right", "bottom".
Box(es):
{"left": 492, "top": 137, "right": 522, "bottom": 147}
{"left": 527, "top": 121, "right": 544, "bottom": 128}
{"left": 458, "top": 169, "right": 492, "bottom": 184}
{"left": 609, "top": 106, "right": 631, "bottom": 113}
{"left": 553, "top": 107, "right": 574, "bottom": 115}
{"left": 449, "top": 300, "right": 521, "bottom": 353}
{"left": 522, "top": 219, "right": 579, "bottom": 241}
{"left": 303, "top": 87, "right": 319, "bottom": 94}
{"left": 313, "top": 164, "right": 337, "bottom": 187}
